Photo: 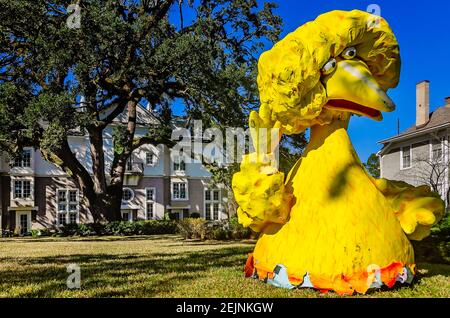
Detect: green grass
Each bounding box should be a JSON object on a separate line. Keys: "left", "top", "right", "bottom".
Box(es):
{"left": 0, "top": 235, "right": 449, "bottom": 298}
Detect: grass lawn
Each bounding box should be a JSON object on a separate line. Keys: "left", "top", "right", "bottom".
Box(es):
{"left": 0, "top": 235, "right": 449, "bottom": 298}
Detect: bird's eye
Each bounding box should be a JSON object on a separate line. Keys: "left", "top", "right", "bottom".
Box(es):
{"left": 342, "top": 47, "right": 357, "bottom": 59}
{"left": 321, "top": 58, "right": 337, "bottom": 75}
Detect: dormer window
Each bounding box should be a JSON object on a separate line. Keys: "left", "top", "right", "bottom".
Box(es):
{"left": 126, "top": 158, "right": 133, "bottom": 172}
{"left": 173, "top": 157, "right": 186, "bottom": 172}
{"left": 146, "top": 151, "right": 155, "bottom": 165}
{"left": 12, "top": 150, "right": 31, "bottom": 168}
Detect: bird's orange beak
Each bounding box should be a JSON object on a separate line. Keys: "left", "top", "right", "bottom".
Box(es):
{"left": 323, "top": 59, "right": 396, "bottom": 121}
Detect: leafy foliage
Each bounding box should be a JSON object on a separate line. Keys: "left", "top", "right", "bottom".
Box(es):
{"left": 53, "top": 220, "right": 177, "bottom": 237}
{"left": 364, "top": 153, "right": 380, "bottom": 178}
{"left": 0, "top": 0, "right": 282, "bottom": 221}
{"left": 177, "top": 216, "right": 254, "bottom": 240}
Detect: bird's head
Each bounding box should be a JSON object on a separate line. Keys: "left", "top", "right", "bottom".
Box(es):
{"left": 256, "top": 10, "right": 400, "bottom": 135}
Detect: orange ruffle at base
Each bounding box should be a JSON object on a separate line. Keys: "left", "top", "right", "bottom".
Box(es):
{"left": 244, "top": 253, "right": 416, "bottom": 295}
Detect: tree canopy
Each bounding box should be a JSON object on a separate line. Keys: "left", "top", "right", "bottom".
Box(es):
{"left": 364, "top": 153, "right": 380, "bottom": 178}
{"left": 0, "top": 0, "right": 282, "bottom": 221}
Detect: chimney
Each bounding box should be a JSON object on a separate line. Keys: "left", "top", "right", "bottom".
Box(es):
{"left": 416, "top": 80, "right": 430, "bottom": 127}
{"left": 445, "top": 96, "right": 450, "bottom": 107}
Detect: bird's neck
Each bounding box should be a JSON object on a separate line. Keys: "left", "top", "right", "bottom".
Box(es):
{"left": 306, "top": 117, "right": 351, "bottom": 154}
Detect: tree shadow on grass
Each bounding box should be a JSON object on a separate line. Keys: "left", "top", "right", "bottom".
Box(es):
{"left": 0, "top": 245, "right": 254, "bottom": 297}
{"left": 165, "top": 239, "right": 257, "bottom": 247}
{"left": 0, "top": 235, "right": 179, "bottom": 244}
{"left": 416, "top": 262, "right": 450, "bottom": 279}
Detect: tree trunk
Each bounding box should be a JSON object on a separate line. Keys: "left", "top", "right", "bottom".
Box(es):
{"left": 88, "top": 127, "right": 107, "bottom": 194}
{"left": 108, "top": 100, "right": 139, "bottom": 221}
{"left": 45, "top": 99, "right": 140, "bottom": 223}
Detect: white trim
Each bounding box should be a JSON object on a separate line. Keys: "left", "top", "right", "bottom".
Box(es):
{"left": 378, "top": 153, "right": 384, "bottom": 178}
{"left": 379, "top": 122, "right": 450, "bottom": 144}
{"left": 11, "top": 147, "right": 33, "bottom": 169}
{"left": 444, "top": 134, "right": 449, "bottom": 205}
{"left": 121, "top": 209, "right": 134, "bottom": 222}
{"left": 171, "top": 181, "right": 189, "bottom": 201}
{"left": 15, "top": 211, "right": 31, "bottom": 235}
{"left": 11, "top": 177, "right": 34, "bottom": 201}
{"left": 429, "top": 136, "right": 444, "bottom": 163}
{"left": 166, "top": 205, "right": 191, "bottom": 210}
{"left": 145, "top": 187, "right": 156, "bottom": 220}
{"left": 400, "top": 145, "right": 412, "bottom": 170}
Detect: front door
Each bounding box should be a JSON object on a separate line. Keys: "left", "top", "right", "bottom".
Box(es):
{"left": 18, "top": 212, "right": 30, "bottom": 235}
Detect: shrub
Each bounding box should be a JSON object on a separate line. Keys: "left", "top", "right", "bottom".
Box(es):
{"left": 56, "top": 220, "right": 177, "bottom": 237}
{"left": 141, "top": 220, "right": 177, "bottom": 235}
{"left": 211, "top": 228, "right": 229, "bottom": 240}
{"left": 413, "top": 212, "right": 450, "bottom": 264}
{"left": 176, "top": 216, "right": 254, "bottom": 241}
{"left": 30, "top": 229, "right": 41, "bottom": 237}
{"left": 177, "top": 218, "right": 207, "bottom": 239}
{"left": 228, "top": 215, "right": 253, "bottom": 240}
{"left": 1, "top": 229, "right": 15, "bottom": 237}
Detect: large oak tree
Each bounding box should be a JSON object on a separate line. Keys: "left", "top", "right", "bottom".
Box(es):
{"left": 0, "top": 0, "right": 282, "bottom": 221}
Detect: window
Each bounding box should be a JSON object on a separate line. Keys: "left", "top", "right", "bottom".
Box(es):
{"left": 57, "top": 189, "right": 79, "bottom": 225}
{"left": 172, "top": 182, "right": 187, "bottom": 200}
{"left": 205, "top": 203, "right": 211, "bottom": 220}
{"left": 213, "top": 203, "right": 219, "bottom": 220}
{"left": 173, "top": 157, "right": 186, "bottom": 172}
{"left": 12, "top": 150, "right": 31, "bottom": 168}
{"left": 69, "top": 213, "right": 77, "bottom": 224}
{"left": 13, "top": 180, "right": 31, "bottom": 199}
{"left": 431, "top": 139, "right": 443, "bottom": 161}
{"left": 204, "top": 189, "right": 221, "bottom": 220}
{"left": 122, "top": 188, "right": 134, "bottom": 202}
{"left": 146, "top": 188, "right": 156, "bottom": 220}
{"left": 146, "top": 152, "right": 155, "bottom": 165}
{"left": 122, "top": 211, "right": 130, "bottom": 221}
{"left": 58, "top": 213, "right": 66, "bottom": 226}
{"left": 401, "top": 146, "right": 411, "bottom": 169}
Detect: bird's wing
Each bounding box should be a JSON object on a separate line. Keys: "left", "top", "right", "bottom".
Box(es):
{"left": 370, "top": 177, "right": 445, "bottom": 240}
{"left": 232, "top": 152, "right": 295, "bottom": 233}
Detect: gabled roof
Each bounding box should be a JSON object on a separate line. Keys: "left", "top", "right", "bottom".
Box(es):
{"left": 108, "top": 104, "right": 160, "bottom": 126}
{"left": 379, "top": 105, "right": 450, "bottom": 145}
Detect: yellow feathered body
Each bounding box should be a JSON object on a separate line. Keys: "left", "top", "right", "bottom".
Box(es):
{"left": 251, "top": 120, "right": 415, "bottom": 294}
{"left": 232, "top": 10, "right": 445, "bottom": 295}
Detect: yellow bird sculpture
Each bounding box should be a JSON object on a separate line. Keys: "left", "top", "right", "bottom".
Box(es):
{"left": 232, "top": 10, "right": 445, "bottom": 295}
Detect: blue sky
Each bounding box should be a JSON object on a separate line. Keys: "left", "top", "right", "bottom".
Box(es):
{"left": 272, "top": 0, "right": 450, "bottom": 161}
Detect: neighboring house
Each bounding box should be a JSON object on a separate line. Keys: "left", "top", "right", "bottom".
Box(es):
{"left": 0, "top": 105, "right": 228, "bottom": 234}
{"left": 378, "top": 80, "right": 450, "bottom": 203}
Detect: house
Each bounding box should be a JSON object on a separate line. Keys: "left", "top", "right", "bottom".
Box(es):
{"left": 0, "top": 105, "right": 228, "bottom": 234}
{"left": 378, "top": 80, "right": 450, "bottom": 203}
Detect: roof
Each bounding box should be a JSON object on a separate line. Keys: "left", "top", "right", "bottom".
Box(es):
{"left": 109, "top": 104, "right": 160, "bottom": 126}
{"left": 379, "top": 105, "right": 450, "bottom": 144}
